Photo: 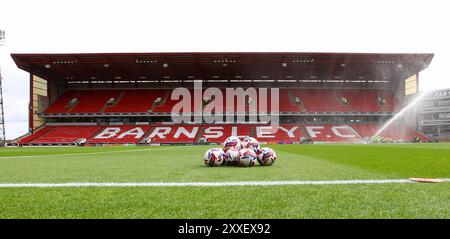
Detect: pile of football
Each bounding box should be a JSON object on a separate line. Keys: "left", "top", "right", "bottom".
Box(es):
{"left": 203, "top": 136, "right": 277, "bottom": 167}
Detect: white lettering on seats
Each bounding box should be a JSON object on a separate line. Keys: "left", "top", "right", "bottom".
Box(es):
{"left": 231, "top": 127, "right": 238, "bottom": 136}
{"left": 332, "top": 126, "right": 356, "bottom": 138}
{"left": 256, "top": 126, "right": 298, "bottom": 138}
{"left": 117, "top": 127, "right": 145, "bottom": 139}
{"left": 148, "top": 127, "right": 171, "bottom": 139}
{"left": 174, "top": 127, "right": 199, "bottom": 139}
{"left": 203, "top": 127, "right": 224, "bottom": 139}
{"left": 94, "top": 128, "right": 121, "bottom": 139}
{"left": 278, "top": 126, "right": 298, "bottom": 138}
{"left": 256, "top": 126, "right": 275, "bottom": 138}
{"left": 305, "top": 126, "right": 324, "bottom": 138}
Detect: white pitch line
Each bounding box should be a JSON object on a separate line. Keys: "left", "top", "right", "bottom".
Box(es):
{"left": 1, "top": 179, "right": 449, "bottom": 188}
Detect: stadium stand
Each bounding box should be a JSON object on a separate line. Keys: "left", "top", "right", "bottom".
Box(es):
{"left": 11, "top": 52, "right": 433, "bottom": 146}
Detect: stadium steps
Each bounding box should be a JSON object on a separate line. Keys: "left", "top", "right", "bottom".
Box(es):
{"left": 85, "top": 126, "right": 109, "bottom": 143}
{"left": 138, "top": 126, "right": 154, "bottom": 144}
{"left": 136, "top": 127, "right": 151, "bottom": 143}
{"left": 379, "top": 103, "right": 389, "bottom": 112}
{"left": 286, "top": 90, "right": 294, "bottom": 103}
{"left": 333, "top": 91, "right": 352, "bottom": 112}
{"left": 379, "top": 93, "right": 397, "bottom": 112}
{"left": 375, "top": 103, "right": 383, "bottom": 112}
{"left": 378, "top": 97, "right": 398, "bottom": 113}
{"left": 66, "top": 92, "right": 81, "bottom": 113}
{"left": 372, "top": 98, "right": 383, "bottom": 112}
{"left": 287, "top": 90, "right": 303, "bottom": 112}
{"left": 348, "top": 125, "right": 368, "bottom": 143}
{"left": 298, "top": 102, "right": 306, "bottom": 113}
{"left": 193, "top": 126, "right": 202, "bottom": 143}
{"left": 101, "top": 91, "right": 126, "bottom": 112}
{"left": 151, "top": 90, "right": 171, "bottom": 112}
{"left": 297, "top": 125, "right": 310, "bottom": 140}
{"left": 195, "top": 127, "right": 205, "bottom": 143}
{"left": 149, "top": 101, "right": 157, "bottom": 112}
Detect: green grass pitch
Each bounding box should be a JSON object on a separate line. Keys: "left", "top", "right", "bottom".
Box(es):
{"left": 0, "top": 143, "right": 449, "bottom": 218}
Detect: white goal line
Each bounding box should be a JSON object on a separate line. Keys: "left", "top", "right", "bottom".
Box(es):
{"left": 0, "top": 179, "right": 449, "bottom": 188}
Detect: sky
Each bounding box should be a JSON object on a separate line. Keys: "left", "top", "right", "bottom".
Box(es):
{"left": 0, "top": 0, "right": 449, "bottom": 139}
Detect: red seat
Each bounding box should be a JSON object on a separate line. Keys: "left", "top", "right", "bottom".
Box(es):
{"left": 292, "top": 89, "right": 349, "bottom": 112}
{"left": 339, "top": 90, "right": 381, "bottom": 112}
{"left": 44, "top": 89, "right": 399, "bottom": 114}
{"left": 30, "top": 125, "right": 102, "bottom": 144}
{"left": 104, "top": 90, "right": 166, "bottom": 113}
{"left": 379, "top": 91, "right": 398, "bottom": 112}
{"left": 19, "top": 126, "right": 55, "bottom": 144}
{"left": 70, "top": 90, "right": 121, "bottom": 113}
{"left": 45, "top": 91, "right": 78, "bottom": 114}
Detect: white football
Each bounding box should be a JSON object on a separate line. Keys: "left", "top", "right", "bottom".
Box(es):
{"left": 241, "top": 136, "right": 260, "bottom": 153}
{"left": 224, "top": 148, "right": 240, "bottom": 166}
{"left": 223, "top": 136, "right": 242, "bottom": 151}
{"left": 204, "top": 148, "right": 225, "bottom": 167}
{"left": 238, "top": 148, "right": 257, "bottom": 167}
{"left": 257, "top": 147, "right": 277, "bottom": 166}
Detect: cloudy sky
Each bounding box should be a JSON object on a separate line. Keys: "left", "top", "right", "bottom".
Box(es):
{"left": 0, "top": 0, "right": 449, "bottom": 139}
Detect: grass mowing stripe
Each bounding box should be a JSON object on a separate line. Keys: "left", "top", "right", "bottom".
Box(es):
{"left": 1, "top": 179, "right": 449, "bottom": 188}
{"left": 0, "top": 146, "right": 195, "bottom": 159}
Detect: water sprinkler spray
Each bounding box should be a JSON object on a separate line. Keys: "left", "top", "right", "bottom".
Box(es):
{"left": 368, "top": 91, "right": 429, "bottom": 144}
